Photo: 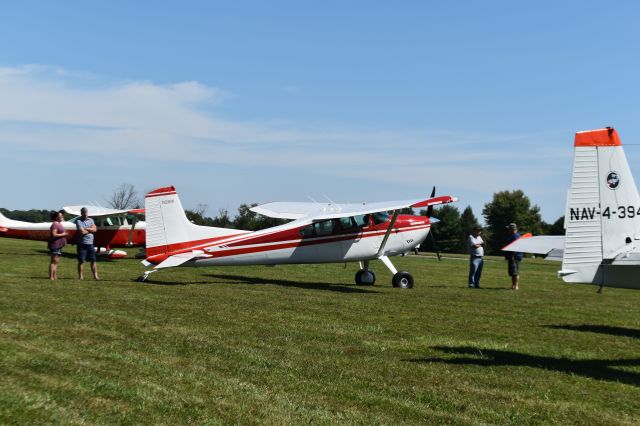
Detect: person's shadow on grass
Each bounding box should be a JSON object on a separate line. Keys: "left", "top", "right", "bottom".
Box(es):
{"left": 407, "top": 346, "right": 640, "bottom": 386}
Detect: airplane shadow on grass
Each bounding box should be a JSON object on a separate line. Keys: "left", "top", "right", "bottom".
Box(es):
{"left": 138, "top": 273, "right": 377, "bottom": 293}
{"left": 204, "top": 273, "right": 378, "bottom": 294}
{"left": 545, "top": 324, "right": 640, "bottom": 340}
{"left": 407, "top": 346, "right": 640, "bottom": 386}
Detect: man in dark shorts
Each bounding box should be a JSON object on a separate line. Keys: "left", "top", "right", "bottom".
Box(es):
{"left": 48, "top": 210, "right": 68, "bottom": 280}
{"left": 76, "top": 207, "right": 99, "bottom": 280}
{"left": 504, "top": 223, "right": 523, "bottom": 290}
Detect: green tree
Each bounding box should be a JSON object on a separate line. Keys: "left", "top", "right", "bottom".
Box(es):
{"left": 458, "top": 205, "right": 480, "bottom": 252}
{"left": 233, "top": 204, "right": 258, "bottom": 230}
{"left": 185, "top": 204, "right": 215, "bottom": 226}
{"left": 211, "top": 208, "right": 232, "bottom": 228}
{"left": 482, "top": 190, "right": 543, "bottom": 254}
{"left": 233, "top": 204, "right": 286, "bottom": 231}
{"left": 422, "top": 204, "right": 462, "bottom": 254}
{"left": 544, "top": 215, "right": 565, "bottom": 235}
{"left": 0, "top": 208, "right": 53, "bottom": 223}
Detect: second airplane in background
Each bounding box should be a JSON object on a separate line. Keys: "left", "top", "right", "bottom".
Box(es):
{"left": 504, "top": 127, "right": 640, "bottom": 290}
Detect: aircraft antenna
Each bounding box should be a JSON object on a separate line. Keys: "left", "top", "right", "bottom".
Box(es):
{"left": 323, "top": 195, "right": 339, "bottom": 213}
{"left": 323, "top": 195, "right": 336, "bottom": 205}
{"left": 306, "top": 196, "right": 321, "bottom": 205}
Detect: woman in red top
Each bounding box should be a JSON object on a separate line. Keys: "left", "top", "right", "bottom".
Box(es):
{"left": 48, "top": 211, "right": 68, "bottom": 280}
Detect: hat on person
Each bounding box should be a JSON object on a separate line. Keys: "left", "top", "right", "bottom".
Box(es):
{"left": 506, "top": 223, "right": 517, "bottom": 230}
{"left": 472, "top": 226, "right": 482, "bottom": 231}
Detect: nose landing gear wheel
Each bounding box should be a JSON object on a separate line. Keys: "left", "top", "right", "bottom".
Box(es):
{"left": 392, "top": 271, "right": 414, "bottom": 289}
{"left": 355, "top": 269, "right": 376, "bottom": 285}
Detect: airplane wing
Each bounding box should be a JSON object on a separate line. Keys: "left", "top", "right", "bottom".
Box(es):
{"left": 63, "top": 205, "right": 143, "bottom": 217}
{"left": 251, "top": 195, "right": 457, "bottom": 220}
{"left": 502, "top": 233, "right": 566, "bottom": 256}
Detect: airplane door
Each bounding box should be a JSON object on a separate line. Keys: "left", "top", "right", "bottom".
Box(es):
{"left": 341, "top": 214, "right": 379, "bottom": 260}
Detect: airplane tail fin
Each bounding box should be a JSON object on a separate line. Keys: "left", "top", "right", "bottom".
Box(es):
{"left": 144, "top": 186, "right": 246, "bottom": 260}
{"left": 560, "top": 127, "right": 640, "bottom": 284}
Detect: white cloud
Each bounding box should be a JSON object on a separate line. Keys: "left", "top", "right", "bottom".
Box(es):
{"left": 0, "top": 64, "right": 570, "bottom": 219}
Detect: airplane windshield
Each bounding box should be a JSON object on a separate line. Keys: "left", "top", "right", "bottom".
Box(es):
{"left": 372, "top": 212, "right": 390, "bottom": 225}
{"left": 95, "top": 216, "right": 128, "bottom": 227}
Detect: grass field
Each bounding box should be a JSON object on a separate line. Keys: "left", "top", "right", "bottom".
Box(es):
{"left": 1, "top": 237, "right": 639, "bottom": 425}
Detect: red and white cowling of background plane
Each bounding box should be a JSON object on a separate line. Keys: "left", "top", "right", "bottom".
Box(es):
{"left": 0, "top": 206, "right": 146, "bottom": 259}
{"left": 140, "top": 186, "right": 457, "bottom": 287}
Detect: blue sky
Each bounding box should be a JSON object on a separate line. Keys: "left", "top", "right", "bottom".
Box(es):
{"left": 1, "top": 1, "right": 639, "bottom": 223}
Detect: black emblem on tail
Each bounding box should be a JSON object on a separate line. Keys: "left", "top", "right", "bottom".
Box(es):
{"left": 606, "top": 171, "right": 620, "bottom": 190}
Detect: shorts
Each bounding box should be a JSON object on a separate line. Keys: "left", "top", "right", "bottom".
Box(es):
{"left": 508, "top": 260, "right": 520, "bottom": 276}
{"left": 49, "top": 248, "right": 63, "bottom": 256}
{"left": 77, "top": 244, "right": 96, "bottom": 263}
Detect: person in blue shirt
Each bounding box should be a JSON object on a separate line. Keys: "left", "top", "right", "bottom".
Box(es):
{"left": 76, "top": 207, "right": 99, "bottom": 280}
{"left": 504, "top": 223, "right": 523, "bottom": 290}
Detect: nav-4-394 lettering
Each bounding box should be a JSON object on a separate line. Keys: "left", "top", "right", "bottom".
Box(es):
{"left": 570, "top": 206, "right": 640, "bottom": 221}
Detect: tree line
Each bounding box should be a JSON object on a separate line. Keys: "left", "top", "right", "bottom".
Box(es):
{"left": 2, "top": 184, "right": 564, "bottom": 255}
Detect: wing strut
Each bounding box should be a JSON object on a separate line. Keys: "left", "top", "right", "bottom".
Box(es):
{"left": 126, "top": 215, "right": 138, "bottom": 246}
{"left": 377, "top": 210, "right": 399, "bottom": 258}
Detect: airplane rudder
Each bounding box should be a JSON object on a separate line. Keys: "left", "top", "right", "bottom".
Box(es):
{"left": 144, "top": 186, "right": 183, "bottom": 253}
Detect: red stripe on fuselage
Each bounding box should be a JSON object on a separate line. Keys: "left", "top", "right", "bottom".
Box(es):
{"left": 145, "top": 233, "right": 249, "bottom": 257}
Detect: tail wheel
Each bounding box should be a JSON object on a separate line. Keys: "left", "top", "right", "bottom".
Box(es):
{"left": 392, "top": 271, "right": 414, "bottom": 289}
{"left": 355, "top": 269, "right": 376, "bottom": 285}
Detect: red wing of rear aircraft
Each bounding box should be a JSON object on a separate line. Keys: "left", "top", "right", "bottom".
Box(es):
{"left": 0, "top": 206, "right": 146, "bottom": 259}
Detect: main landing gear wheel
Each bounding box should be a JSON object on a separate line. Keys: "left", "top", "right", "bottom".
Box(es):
{"left": 355, "top": 269, "right": 376, "bottom": 285}
{"left": 392, "top": 271, "right": 414, "bottom": 289}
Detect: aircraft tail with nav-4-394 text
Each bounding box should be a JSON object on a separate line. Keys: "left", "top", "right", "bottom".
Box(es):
{"left": 503, "top": 127, "right": 640, "bottom": 290}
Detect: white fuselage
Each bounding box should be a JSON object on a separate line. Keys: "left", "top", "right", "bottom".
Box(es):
{"left": 189, "top": 225, "right": 430, "bottom": 267}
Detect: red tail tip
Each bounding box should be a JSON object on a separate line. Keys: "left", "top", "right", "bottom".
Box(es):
{"left": 146, "top": 186, "right": 177, "bottom": 198}
{"left": 574, "top": 127, "right": 621, "bottom": 147}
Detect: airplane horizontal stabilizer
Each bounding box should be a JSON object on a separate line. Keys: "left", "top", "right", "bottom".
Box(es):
{"left": 153, "top": 251, "right": 206, "bottom": 269}
{"left": 502, "top": 234, "right": 565, "bottom": 256}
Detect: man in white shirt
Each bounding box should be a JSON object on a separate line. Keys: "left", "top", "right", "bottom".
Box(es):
{"left": 468, "top": 227, "right": 484, "bottom": 288}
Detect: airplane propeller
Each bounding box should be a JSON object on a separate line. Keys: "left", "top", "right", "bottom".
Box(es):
{"left": 425, "top": 186, "right": 436, "bottom": 218}
{"left": 424, "top": 186, "right": 442, "bottom": 261}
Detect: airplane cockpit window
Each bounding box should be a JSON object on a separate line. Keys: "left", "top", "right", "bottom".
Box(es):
{"left": 314, "top": 220, "right": 334, "bottom": 236}
{"left": 300, "top": 224, "right": 314, "bottom": 237}
{"left": 352, "top": 214, "right": 369, "bottom": 228}
{"left": 300, "top": 216, "right": 368, "bottom": 238}
{"left": 372, "top": 212, "right": 390, "bottom": 225}
{"left": 338, "top": 217, "right": 355, "bottom": 230}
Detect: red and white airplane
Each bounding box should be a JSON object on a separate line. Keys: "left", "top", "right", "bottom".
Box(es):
{"left": 0, "top": 206, "right": 146, "bottom": 258}
{"left": 140, "top": 187, "right": 457, "bottom": 287}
